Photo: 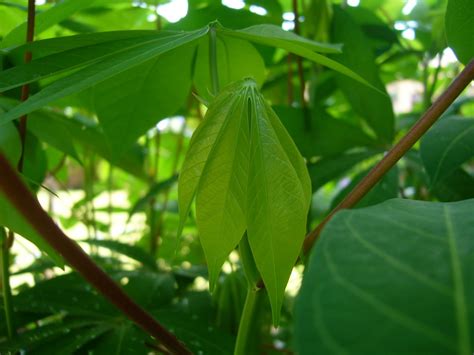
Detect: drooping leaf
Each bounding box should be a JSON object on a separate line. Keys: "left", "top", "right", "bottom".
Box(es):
{"left": 331, "top": 6, "right": 395, "bottom": 143}
{"left": 179, "top": 79, "right": 311, "bottom": 324}
{"left": 433, "top": 168, "right": 474, "bottom": 202}
{"left": 246, "top": 91, "right": 310, "bottom": 325}
{"left": 445, "top": 0, "right": 474, "bottom": 64}
{"left": 178, "top": 81, "right": 250, "bottom": 290}
{"left": 0, "top": 28, "right": 208, "bottom": 125}
{"left": 296, "top": 198, "right": 474, "bottom": 354}
{"left": 420, "top": 116, "right": 474, "bottom": 186}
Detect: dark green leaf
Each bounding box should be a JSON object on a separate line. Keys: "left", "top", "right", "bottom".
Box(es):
{"left": 331, "top": 7, "right": 394, "bottom": 142}
{"left": 445, "top": 0, "right": 474, "bottom": 64}
{"left": 296, "top": 198, "right": 474, "bottom": 354}
{"left": 420, "top": 117, "right": 474, "bottom": 186}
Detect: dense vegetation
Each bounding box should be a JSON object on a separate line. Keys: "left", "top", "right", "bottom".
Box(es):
{"left": 0, "top": 0, "right": 473, "bottom": 354}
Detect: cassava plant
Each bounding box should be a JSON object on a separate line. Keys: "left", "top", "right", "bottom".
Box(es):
{"left": 0, "top": 0, "right": 473, "bottom": 354}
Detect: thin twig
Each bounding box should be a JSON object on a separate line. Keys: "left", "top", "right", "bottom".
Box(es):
{"left": 0, "top": 154, "right": 192, "bottom": 354}
{"left": 303, "top": 59, "right": 474, "bottom": 254}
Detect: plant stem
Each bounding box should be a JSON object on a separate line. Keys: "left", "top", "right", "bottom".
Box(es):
{"left": 234, "top": 286, "right": 261, "bottom": 355}
{"left": 17, "top": 0, "right": 35, "bottom": 172}
{"left": 0, "top": 228, "right": 14, "bottom": 338}
{"left": 209, "top": 23, "right": 220, "bottom": 96}
{"left": 303, "top": 59, "right": 474, "bottom": 254}
{"left": 0, "top": 153, "right": 192, "bottom": 354}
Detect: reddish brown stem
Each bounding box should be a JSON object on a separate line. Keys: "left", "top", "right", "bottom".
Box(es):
{"left": 303, "top": 59, "right": 474, "bottom": 254}
{"left": 17, "top": 0, "right": 36, "bottom": 172}
{"left": 0, "top": 154, "right": 191, "bottom": 354}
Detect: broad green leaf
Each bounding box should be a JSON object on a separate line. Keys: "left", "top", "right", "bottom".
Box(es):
{"left": 296, "top": 198, "right": 474, "bottom": 354}
{"left": 92, "top": 43, "right": 195, "bottom": 158}
{"left": 218, "top": 24, "right": 342, "bottom": 54}
{"left": 331, "top": 7, "right": 394, "bottom": 143}
{"left": 420, "top": 117, "right": 474, "bottom": 186}
{"left": 179, "top": 81, "right": 250, "bottom": 290}
{"left": 219, "top": 24, "right": 382, "bottom": 91}
{"left": 247, "top": 91, "right": 310, "bottom": 325}
{"left": 194, "top": 35, "right": 266, "bottom": 101}
{"left": 2, "top": 0, "right": 98, "bottom": 48}
{"left": 179, "top": 79, "right": 311, "bottom": 323}
{"left": 0, "top": 28, "right": 208, "bottom": 125}
{"left": 445, "top": 0, "right": 474, "bottom": 64}
{"left": 274, "top": 106, "right": 376, "bottom": 157}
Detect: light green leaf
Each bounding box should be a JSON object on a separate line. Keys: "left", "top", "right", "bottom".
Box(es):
{"left": 178, "top": 81, "right": 250, "bottom": 290}
{"left": 194, "top": 35, "right": 266, "bottom": 101}
{"left": 247, "top": 91, "right": 310, "bottom": 325}
{"left": 0, "top": 28, "right": 208, "bottom": 126}
{"left": 179, "top": 79, "right": 311, "bottom": 323}
{"left": 2, "top": 0, "right": 98, "bottom": 48}
{"left": 445, "top": 0, "right": 474, "bottom": 64}
{"left": 331, "top": 7, "right": 394, "bottom": 143}
{"left": 93, "top": 43, "right": 195, "bottom": 158}
{"left": 296, "top": 198, "right": 474, "bottom": 354}
{"left": 420, "top": 117, "right": 474, "bottom": 186}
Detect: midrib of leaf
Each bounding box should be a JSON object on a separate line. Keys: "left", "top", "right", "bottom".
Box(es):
{"left": 114, "top": 323, "right": 127, "bottom": 355}
{"left": 322, "top": 238, "right": 457, "bottom": 349}
{"left": 443, "top": 205, "right": 471, "bottom": 354}
{"left": 432, "top": 124, "right": 474, "bottom": 184}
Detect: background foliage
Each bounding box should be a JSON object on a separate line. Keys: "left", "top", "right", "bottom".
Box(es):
{"left": 0, "top": 0, "right": 473, "bottom": 353}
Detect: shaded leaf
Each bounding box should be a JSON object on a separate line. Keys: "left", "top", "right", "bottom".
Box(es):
{"left": 445, "top": 0, "right": 474, "bottom": 64}
{"left": 331, "top": 6, "right": 394, "bottom": 143}
{"left": 420, "top": 116, "right": 474, "bottom": 186}
{"left": 296, "top": 198, "right": 474, "bottom": 354}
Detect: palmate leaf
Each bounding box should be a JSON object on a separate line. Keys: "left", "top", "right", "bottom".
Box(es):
{"left": 295, "top": 198, "right": 474, "bottom": 354}
{"left": 178, "top": 79, "right": 311, "bottom": 324}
